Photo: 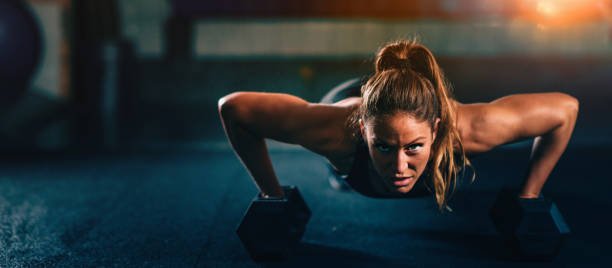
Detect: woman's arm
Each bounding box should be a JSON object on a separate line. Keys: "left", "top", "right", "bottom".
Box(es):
{"left": 218, "top": 92, "right": 350, "bottom": 198}
{"left": 459, "top": 92, "right": 579, "bottom": 198}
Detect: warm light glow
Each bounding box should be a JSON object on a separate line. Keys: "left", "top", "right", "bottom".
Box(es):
{"left": 536, "top": 23, "right": 549, "bottom": 30}
{"left": 537, "top": 1, "right": 560, "bottom": 16}
{"left": 600, "top": 0, "right": 612, "bottom": 22}
{"left": 519, "top": 0, "right": 602, "bottom": 25}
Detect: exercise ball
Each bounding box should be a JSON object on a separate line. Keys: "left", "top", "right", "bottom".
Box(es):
{"left": 0, "top": 0, "right": 43, "bottom": 108}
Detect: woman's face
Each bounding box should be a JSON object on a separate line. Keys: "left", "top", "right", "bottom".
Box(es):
{"left": 360, "top": 112, "right": 439, "bottom": 194}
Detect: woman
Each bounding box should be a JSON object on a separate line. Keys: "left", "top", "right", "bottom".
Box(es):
{"left": 218, "top": 40, "right": 579, "bottom": 211}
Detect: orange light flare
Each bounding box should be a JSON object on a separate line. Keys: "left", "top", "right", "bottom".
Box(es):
{"left": 600, "top": 0, "right": 612, "bottom": 24}
{"left": 518, "top": 0, "right": 606, "bottom": 26}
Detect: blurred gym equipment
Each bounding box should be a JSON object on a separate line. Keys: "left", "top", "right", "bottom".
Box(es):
{"left": 0, "top": 0, "right": 43, "bottom": 112}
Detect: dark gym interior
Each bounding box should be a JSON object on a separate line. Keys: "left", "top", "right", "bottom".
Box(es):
{"left": 0, "top": 0, "right": 611, "bottom": 266}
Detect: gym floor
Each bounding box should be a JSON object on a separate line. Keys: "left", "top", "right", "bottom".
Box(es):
{"left": 1, "top": 142, "right": 610, "bottom": 267}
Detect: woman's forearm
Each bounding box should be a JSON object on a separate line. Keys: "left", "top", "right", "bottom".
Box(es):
{"left": 219, "top": 101, "right": 285, "bottom": 199}
{"left": 519, "top": 102, "right": 578, "bottom": 198}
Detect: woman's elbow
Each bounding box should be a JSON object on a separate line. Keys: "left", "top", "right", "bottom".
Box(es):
{"left": 561, "top": 93, "right": 579, "bottom": 121}
{"left": 218, "top": 92, "right": 247, "bottom": 119}
{"left": 552, "top": 92, "right": 579, "bottom": 127}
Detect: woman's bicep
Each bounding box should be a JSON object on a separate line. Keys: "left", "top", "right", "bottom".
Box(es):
{"left": 465, "top": 93, "right": 578, "bottom": 151}
{"left": 218, "top": 91, "right": 340, "bottom": 149}
{"left": 491, "top": 93, "right": 578, "bottom": 138}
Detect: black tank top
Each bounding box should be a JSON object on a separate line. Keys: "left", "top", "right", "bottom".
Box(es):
{"left": 344, "top": 137, "right": 431, "bottom": 198}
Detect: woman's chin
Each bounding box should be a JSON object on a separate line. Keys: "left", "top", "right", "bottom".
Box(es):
{"left": 394, "top": 184, "right": 415, "bottom": 193}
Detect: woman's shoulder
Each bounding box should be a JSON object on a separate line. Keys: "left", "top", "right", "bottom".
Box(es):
{"left": 454, "top": 95, "right": 547, "bottom": 155}
{"left": 291, "top": 96, "right": 360, "bottom": 160}
{"left": 314, "top": 98, "right": 363, "bottom": 173}
{"left": 454, "top": 99, "right": 501, "bottom": 155}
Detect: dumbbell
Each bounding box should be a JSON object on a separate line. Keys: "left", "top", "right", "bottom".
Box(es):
{"left": 236, "top": 185, "right": 311, "bottom": 261}
{"left": 489, "top": 188, "right": 571, "bottom": 260}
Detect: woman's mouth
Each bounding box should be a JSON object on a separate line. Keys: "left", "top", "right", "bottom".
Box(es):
{"left": 392, "top": 177, "right": 413, "bottom": 187}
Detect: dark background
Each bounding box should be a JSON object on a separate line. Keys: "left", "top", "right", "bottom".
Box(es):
{"left": 0, "top": 0, "right": 610, "bottom": 266}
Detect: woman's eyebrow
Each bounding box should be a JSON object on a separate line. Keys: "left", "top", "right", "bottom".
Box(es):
{"left": 407, "top": 137, "right": 426, "bottom": 143}
{"left": 375, "top": 136, "right": 426, "bottom": 145}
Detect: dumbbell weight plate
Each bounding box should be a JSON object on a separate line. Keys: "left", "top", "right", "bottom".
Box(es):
{"left": 237, "top": 186, "right": 311, "bottom": 261}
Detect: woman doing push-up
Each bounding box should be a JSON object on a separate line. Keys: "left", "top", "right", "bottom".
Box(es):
{"left": 218, "top": 39, "right": 578, "bottom": 211}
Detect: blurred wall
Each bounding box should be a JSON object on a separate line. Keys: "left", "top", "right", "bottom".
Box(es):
{"left": 118, "top": 0, "right": 170, "bottom": 58}
{"left": 113, "top": 0, "right": 612, "bottom": 148}
{"left": 4, "top": 0, "right": 611, "bottom": 151}
{"left": 192, "top": 20, "right": 612, "bottom": 57}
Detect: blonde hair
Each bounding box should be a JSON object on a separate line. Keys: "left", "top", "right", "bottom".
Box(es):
{"left": 349, "top": 39, "right": 474, "bottom": 211}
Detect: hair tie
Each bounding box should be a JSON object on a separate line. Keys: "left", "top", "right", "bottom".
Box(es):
{"left": 393, "top": 57, "right": 411, "bottom": 71}
{"left": 401, "top": 58, "right": 412, "bottom": 70}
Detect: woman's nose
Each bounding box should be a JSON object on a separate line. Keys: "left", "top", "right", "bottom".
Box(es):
{"left": 392, "top": 151, "right": 410, "bottom": 175}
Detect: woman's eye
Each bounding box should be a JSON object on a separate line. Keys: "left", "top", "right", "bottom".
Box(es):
{"left": 376, "top": 144, "right": 390, "bottom": 152}
{"left": 407, "top": 144, "right": 423, "bottom": 151}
